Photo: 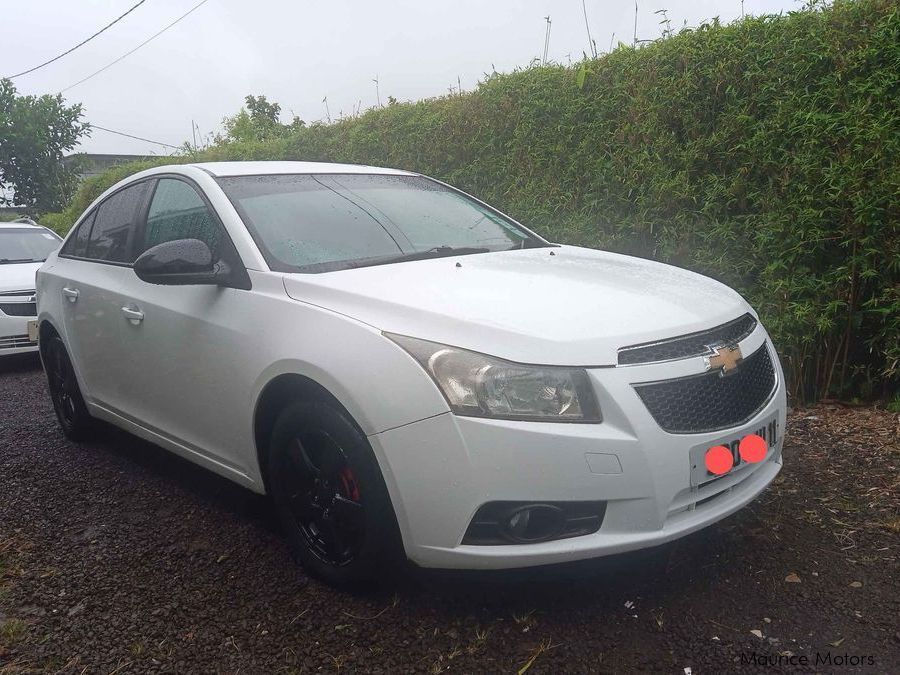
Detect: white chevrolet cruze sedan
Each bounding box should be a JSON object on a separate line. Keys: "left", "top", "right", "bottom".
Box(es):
{"left": 36, "top": 162, "right": 786, "bottom": 586}
{"left": 1, "top": 219, "right": 61, "bottom": 355}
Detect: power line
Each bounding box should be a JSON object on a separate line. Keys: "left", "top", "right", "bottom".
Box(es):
{"left": 91, "top": 124, "right": 181, "bottom": 150}
{"left": 6, "top": 0, "right": 149, "bottom": 80}
{"left": 59, "top": 0, "right": 212, "bottom": 94}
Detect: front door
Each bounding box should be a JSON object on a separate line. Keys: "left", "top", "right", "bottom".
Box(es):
{"left": 113, "top": 177, "right": 252, "bottom": 474}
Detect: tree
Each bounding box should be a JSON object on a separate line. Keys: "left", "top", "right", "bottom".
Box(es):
{"left": 0, "top": 78, "right": 89, "bottom": 212}
{"left": 217, "top": 94, "right": 302, "bottom": 144}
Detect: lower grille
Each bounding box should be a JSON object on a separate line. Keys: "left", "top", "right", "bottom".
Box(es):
{"left": 0, "top": 334, "right": 38, "bottom": 350}
{"left": 0, "top": 302, "right": 37, "bottom": 317}
{"left": 634, "top": 343, "right": 776, "bottom": 433}
{"left": 666, "top": 459, "right": 767, "bottom": 521}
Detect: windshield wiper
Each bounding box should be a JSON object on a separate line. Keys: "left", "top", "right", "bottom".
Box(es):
{"left": 505, "top": 240, "right": 558, "bottom": 251}
{"left": 393, "top": 246, "right": 491, "bottom": 261}
{"left": 294, "top": 246, "right": 493, "bottom": 273}
{"left": 0, "top": 258, "right": 42, "bottom": 264}
{"left": 342, "top": 246, "right": 490, "bottom": 270}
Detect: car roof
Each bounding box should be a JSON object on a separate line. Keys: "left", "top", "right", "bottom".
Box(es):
{"left": 0, "top": 221, "right": 42, "bottom": 229}
{"left": 188, "top": 161, "right": 416, "bottom": 177}
{"left": 0, "top": 221, "right": 60, "bottom": 237}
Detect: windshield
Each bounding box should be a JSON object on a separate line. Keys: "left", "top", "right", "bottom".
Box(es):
{"left": 216, "top": 174, "right": 547, "bottom": 272}
{"left": 0, "top": 227, "right": 61, "bottom": 264}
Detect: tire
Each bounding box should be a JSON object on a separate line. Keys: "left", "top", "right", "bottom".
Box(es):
{"left": 42, "top": 335, "right": 94, "bottom": 441}
{"left": 268, "top": 400, "right": 404, "bottom": 588}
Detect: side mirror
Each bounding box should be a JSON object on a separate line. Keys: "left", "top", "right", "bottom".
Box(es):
{"left": 134, "top": 238, "right": 220, "bottom": 286}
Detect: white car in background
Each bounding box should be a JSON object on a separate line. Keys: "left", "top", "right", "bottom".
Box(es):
{"left": 1, "top": 219, "right": 61, "bottom": 355}
{"left": 35, "top": 162, "right": 786, "bottom": 587}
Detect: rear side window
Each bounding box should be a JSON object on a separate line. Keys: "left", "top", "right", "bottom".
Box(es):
{"left": 60, "top": 211, "right": 95, "bottom": 258}
{"left": 142, "top": 179, "right": 222, "bottom": 258}
{"left": 86, "top": 182, "right": 149, "bottom": 263}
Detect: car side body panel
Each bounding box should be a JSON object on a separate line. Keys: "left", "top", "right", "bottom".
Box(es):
{"left": 39, "top": 259, "right": 449, "bottom": 492}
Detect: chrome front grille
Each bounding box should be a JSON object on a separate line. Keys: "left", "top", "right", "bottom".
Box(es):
{"left": 618, "top": 313, "right": 757, "bottom": 365}
{"left": 633, "top": 343, "right": 776, "bottom": 434}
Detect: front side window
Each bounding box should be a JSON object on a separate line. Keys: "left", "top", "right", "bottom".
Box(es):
{"left": 0, "top": 227, "right": 61, "bottom": 264}
{"left": 86, "top": 182, "right": 150, "bottom": 263}
{"left": 216, "top": 174, "right": 545, "bottom": 272}
{"left": 142, "top": 179, "right": 222, "bottom": 257}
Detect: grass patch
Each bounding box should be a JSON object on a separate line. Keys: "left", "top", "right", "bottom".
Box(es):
{"left": 128, "top": 641, "right": 146, "bottom": 658}
{"left": 0, "top": 618, "right": 27, "bottom": 647}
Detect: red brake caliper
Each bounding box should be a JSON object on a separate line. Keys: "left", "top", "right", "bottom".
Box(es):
{"left": 339, "top": 466, "right": 361, "bottom": 502}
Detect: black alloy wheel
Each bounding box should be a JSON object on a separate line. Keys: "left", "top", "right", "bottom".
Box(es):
{"left": 281, "top": 429, "right": 365, "bottom": 566}
{"left": 43, "top": 335, "right": 93, "bottom": 440}
{"left": 269, "top": 400, "right": 404, "bottom": 588}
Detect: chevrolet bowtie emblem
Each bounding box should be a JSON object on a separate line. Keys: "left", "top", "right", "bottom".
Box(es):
{"left": 705, "top": 344, "right": 743, "bottom": 376}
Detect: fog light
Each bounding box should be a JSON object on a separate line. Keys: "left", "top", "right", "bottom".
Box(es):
{"left": 462, "top": 500, "right": 606, "bottom": 545}
{"left": 501, "top": 504, "right": 566, "bottom": 543}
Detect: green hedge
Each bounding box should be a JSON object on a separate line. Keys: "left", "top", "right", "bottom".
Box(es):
{"left": 50, "top": 0, "right": 899, "bottom": 401}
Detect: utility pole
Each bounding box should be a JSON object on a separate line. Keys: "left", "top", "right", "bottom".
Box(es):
{"left": 542, "top": 16, "right": 552, "bottom": 65}
{"left": 633, "top": 2, "right": 638, "bottom": 47}
{"left": 322, "top": 96, "right": 331, "bottom": 123}
{"left": 373, "top": 75, "right": 381, "bottom": 107}
{"left": 191, "top": 119, "right": 197, "bottom": 152}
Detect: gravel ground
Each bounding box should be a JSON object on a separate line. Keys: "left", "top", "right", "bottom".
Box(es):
{"left": 1, "top": 355, "right": 898, "bottom": 674}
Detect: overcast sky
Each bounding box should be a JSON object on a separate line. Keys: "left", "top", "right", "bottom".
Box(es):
{"left": 3, "top": 0, "right": 799, "bottom": 157}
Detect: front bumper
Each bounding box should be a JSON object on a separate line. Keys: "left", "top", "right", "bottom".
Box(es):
{"left": 369, "top": 327, "right": 786, "bottom": 570}
{"left": 0, "top": 314, "right": 39, "bottom": 355}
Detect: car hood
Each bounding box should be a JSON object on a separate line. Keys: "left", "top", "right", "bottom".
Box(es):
{"left": 282, "top": 245, "right": 751, "bottom": 366}
{"left": 0, "top": 262, "right": 41, "bottom": 294}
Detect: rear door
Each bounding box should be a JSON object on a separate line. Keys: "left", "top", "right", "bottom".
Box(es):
{"left": 55, "top": 181, "right": 151, "bottom": 407}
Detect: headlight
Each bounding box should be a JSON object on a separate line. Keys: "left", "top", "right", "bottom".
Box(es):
{"left": 386, "top": 333, "right": 602, "bottom": 423}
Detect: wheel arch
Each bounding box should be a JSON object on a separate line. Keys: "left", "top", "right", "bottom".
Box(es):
{"left": 253, "top": 372, "right": 366, "bottom": 494}
{"left": 38, "top": 318, "right": 61, "bottom": 341}
{"left": 37, "top": 319, "right": 62, "bottom": 362}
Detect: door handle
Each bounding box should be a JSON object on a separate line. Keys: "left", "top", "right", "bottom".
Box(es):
{"left": 121, "top": 306, "right": 144, "bottom": 324}
{"left": 62, "top": 287, "right": 79, "bottom": 302}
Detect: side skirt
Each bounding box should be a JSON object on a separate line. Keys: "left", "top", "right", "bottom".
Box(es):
{"left": 87, "top": 402, "right": 264, "bottom": 494}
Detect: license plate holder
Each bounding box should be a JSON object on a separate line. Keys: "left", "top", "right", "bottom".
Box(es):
{"left": 689, "top": 412, "right": 780, "bottom": 486}
{"left": 26, "top": 320, "right": 39, "bottom": 343}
